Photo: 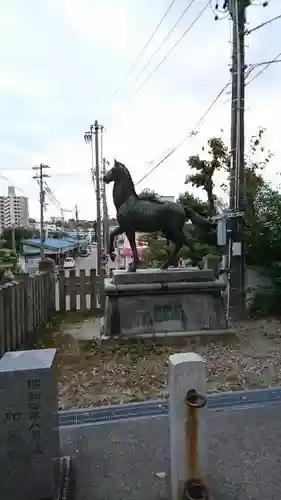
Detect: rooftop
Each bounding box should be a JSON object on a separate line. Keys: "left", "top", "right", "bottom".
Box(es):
{"left": 22, "top": 238, "right": 78, "bottom": 250}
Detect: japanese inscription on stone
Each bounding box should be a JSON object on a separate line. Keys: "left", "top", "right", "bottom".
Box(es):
{"left": 0, "top": 349, "right": 60, "bottom": 500}
{"left": 27, "top": 377, "right": 43, "bottom": 462}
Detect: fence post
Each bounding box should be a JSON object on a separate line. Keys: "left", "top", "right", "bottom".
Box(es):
{"left": 169, "top": 352, "right": 208, "bottom": 500}
{"left": 22, "top": 274, "right": 30, "bottom": 342}
{"left": 68, "top": 269, "right": 77, "bottom": 311}
{"left": 59, "top": 270, "right": 66, "bottom": 313}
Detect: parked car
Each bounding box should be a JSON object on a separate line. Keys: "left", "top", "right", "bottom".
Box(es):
{"left": 63, "top": 257, "right": 75, "bottom": 269}
{"left": 79, "top": 249, "right": 90, "bottom": 257}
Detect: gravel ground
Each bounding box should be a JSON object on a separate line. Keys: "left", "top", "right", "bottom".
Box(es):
{"left": 34, "top": 316, "right": 281, "bottom": 410}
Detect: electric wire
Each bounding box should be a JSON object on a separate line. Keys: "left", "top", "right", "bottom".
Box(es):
{"left": 137, "top": 43, "right": 281, "bottom": 186}
{"left": 136, "top": 80, "right": 230, "bottom": 186}
{"left": 130, "top": 0, "right": 212, "bottom": 101}
{"left": 245, "top": 13, "right": 281, "bottom": 35}
{"left": 246, "top": 50, "right": 281, "bottom": 85}
{"left": 108, "top": 0, "right": 178, "bottom": 105}
{"left": 130, "top": 0, "right": 196, "bottom": 88}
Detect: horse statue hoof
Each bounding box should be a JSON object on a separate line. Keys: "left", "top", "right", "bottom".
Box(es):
{"left": 128, "top": 262, "right": 137, "bottom": 272}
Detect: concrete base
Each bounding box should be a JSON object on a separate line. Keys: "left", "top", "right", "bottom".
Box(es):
{"left": 102, "top": 268, "right": 229, "bottom": 340}
{"left": 100, "top": 325, "right": 236, "bottom": 345}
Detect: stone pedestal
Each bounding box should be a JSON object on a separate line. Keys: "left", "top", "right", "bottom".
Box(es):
{"left": 101, "top": 268, "right": 231, "bottom": 341}
{"left": 0, "top": 349, "right": 74, "bottom": 500}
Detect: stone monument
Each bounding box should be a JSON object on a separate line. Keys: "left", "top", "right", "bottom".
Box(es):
{"left": 0, "top": 348, "right": 75, "bottom": 500}
{"left": 101, "top": 267, "right": 230, "bottom": 341}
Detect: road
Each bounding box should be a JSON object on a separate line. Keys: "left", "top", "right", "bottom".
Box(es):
{"left": 75, "top": 245, "right": 116, "bottom": 273}
{"left": 75, "top": 246, "right": 97, "bottom": 272}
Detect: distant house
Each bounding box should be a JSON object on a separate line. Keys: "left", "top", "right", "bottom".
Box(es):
{"left": 21, "top": 238, "right": 82, "bottom": 273}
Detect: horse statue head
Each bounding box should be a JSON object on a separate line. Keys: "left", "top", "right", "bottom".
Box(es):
{"left": 103, "top": 159, "right": 133, "bottom": 185}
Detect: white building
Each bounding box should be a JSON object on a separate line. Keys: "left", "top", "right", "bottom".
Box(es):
{"left": 0, "top": 186, "right": 29, "bottom": 231}
{"left": 159, "top": 195, "right": 175, "bottom": 203}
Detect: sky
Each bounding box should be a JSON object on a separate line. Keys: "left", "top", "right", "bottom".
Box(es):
{"left": 0, "top": 0, "right": 280, "bottom": 221}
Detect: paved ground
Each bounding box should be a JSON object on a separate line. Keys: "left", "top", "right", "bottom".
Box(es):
{"left": 75, "top": 247, "right": 97, "bottom": 271}
{"left": 60, "top": 403, "right": 281, "bottom": 500}
{"left": 75, "top": 245, "right": 116, "bottom": 273}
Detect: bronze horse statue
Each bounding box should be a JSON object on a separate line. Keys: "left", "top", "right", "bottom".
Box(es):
{"left": 103, "top": 160, "right": 214, "bottom": 271}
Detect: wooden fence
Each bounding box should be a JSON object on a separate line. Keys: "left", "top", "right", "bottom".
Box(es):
{"left": 0, "top": 272, "right": 55, "bottom": 356}
{"left": 0, "top": 268, "right": 106, "bottom": 355}
{"left": 56, "top": 269, "right": 105, "bottom": 313}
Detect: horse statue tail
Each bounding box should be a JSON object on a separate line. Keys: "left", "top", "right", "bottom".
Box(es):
{"left": 183, "top": 206, "right": 215, "bottom": 228}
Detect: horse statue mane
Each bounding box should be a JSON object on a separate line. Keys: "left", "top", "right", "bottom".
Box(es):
{"left": 114, "top": 159, "right": 140, "bottom": 200}
{"left": 114, "top": 160, "right": 165, "bottom": 203}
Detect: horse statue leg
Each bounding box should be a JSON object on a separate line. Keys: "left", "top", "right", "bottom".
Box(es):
{"left": 126, "top": 230, "right": 140, "bottom": 272}
{"left": 108, "top": 225, "right": 123, "bottom": 262}
{"left": 161, "top": 229, "right": 202, "bottom": 269}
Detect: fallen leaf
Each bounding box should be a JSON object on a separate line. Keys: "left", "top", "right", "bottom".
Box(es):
{"left": 155, "top": 472, "right": 166, "bottom": 479}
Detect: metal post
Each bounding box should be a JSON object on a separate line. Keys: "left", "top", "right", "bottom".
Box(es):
{"left": 183, "top": 390, "right": 208, "bottom": 500}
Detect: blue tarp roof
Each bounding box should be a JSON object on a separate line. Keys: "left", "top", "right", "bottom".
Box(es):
{"left": 62, "top": 237, "right": 88, "bottom": 245}
{"left": 22, "top": 238, "right": 78, "bottom": 250}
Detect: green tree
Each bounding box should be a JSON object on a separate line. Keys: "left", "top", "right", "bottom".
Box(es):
{"left": 2, "top": 227, "right": 40, "bottom": 252}
{"left": 186, "top": 137, "right": 229, "bottom": 216}
{"left": 138, "top": 189, "right": 162, "bottom": 202}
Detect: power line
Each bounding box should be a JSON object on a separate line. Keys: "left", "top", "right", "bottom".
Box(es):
{"left": 131, "top": 0, "right": 196, "bottom": 88}
{"left": 138, "top": 45, "right": 280, "bottom": 186}
{"left": 245, "top": 13, "right": 281, "bottom": 35}
{"left": 136, "top": 80, "right": 230, "bottom": 186}
{"left": 130, "top": 0, "right": 212, "bottom": 101}
{"left": 44, "top": 186, "right": 61, "bottom": 209}
{"left": 246, "top": 50, "right": 281, "bottom": 84}
{"left": 108, "top": 0, "right": 178, "bottom": 105}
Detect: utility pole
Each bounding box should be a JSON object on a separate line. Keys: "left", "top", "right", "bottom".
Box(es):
{"left": 32, "top": 164, "right": 50, "bottom": 260}
{"left": 227, "top": 0, "right": 250, "bottom": 320}
{"left": 75, "top": 204, "right": 79, "bottom": 240}
{"left": 60, "top": 208, "right": 64, "bottom": 233}
{"left": 84, "top": 121, "right": 103, "bottom": 275}
{"left": 102, "top": 158, "right": 109, "bottom": 252}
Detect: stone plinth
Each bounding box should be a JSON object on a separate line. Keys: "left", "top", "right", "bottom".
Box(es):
{"left": 102, "top": 268, "right": 231, "bottom": 341}
{"left": 0, "top": 349, "right": 60, "bottom": 500}
{"left": 112, "top": 267, "right": 214, "bottom": 285}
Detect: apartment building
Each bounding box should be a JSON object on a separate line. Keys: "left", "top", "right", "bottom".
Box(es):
{"left": 0, "top": 186, "right": 29, "bottom": 231}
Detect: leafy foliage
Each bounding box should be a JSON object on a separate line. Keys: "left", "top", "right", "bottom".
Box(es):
{"left": 186, "top": 137, "right": 229, "bottom": 216}
{"left": 140, "top": 129, "right": 279, "bottom": 280}
{"left": 138, "top": 189, "right": 162, "bottom": 203}
{"left": 1, "top": 227, "right": 39, "bottom": 251}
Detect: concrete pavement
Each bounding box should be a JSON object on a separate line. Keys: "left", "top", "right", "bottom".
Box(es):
{"left": 60, "top": 403, "right": 281, "bottom": 500}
